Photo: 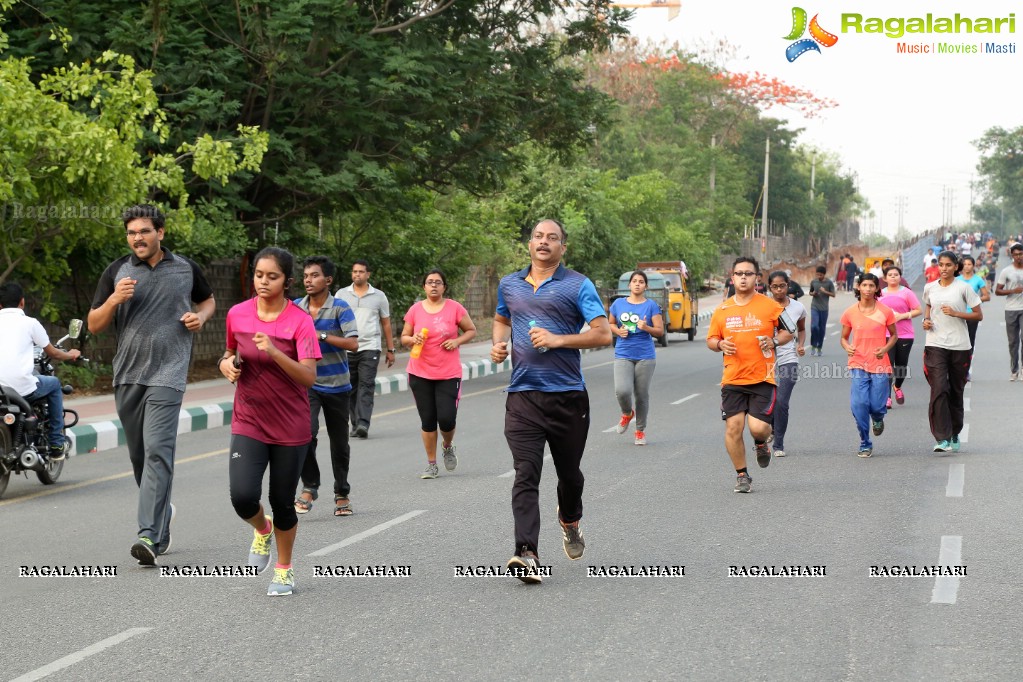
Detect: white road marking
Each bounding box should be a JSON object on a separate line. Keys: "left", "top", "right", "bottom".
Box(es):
{"left": 930, "top": 535, "right": 963, "bottom": 605}
{"left": 672, "top": 393, "right": 701, "bottom": 405}
{"left": 9, "top": 628, "right": 152, "bottom": 682}
{"left": 946, "top": 463, "right": 965, "bottom": 498}
{"left": 959, "top": 424, "right": 969, "bottom": 443}
{"left": 308, "top": 510, "right": 427, "bottom": 556}
{"left": 498, "top": 454, "right": 551, "bottom": 478}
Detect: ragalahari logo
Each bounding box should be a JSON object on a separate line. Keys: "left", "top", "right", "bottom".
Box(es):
{"left": 784, "top": 7, "right": 839, "bottom": 61}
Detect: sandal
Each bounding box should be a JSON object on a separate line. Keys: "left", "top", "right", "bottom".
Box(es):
{"left": 334, "top": 495, "right": 354, "bottom": 516}
{"left": 294, "top": 488, "right": 318, "bottom": 514}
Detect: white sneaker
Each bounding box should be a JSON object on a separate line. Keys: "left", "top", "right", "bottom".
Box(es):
{"left": 442, "top": 444, "right": 457, "bottom": 472}
{"left": 774, "top": 449, "right": 786, "bottom": 457}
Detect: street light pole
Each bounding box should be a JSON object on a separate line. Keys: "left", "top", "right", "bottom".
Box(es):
{"left": 762, "top": 138, "right": 770, "bottom": 261}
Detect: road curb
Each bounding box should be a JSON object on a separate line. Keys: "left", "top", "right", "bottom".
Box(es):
{"left": 64, "top": 313, "right": 717, "bottom": 457}
{"left": 66, "top": 354, "right": 574, "bottom": 456}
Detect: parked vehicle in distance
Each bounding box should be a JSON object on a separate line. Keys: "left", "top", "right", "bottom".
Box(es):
{"left": 637, "top": 261, "right": 698, "bottom": 343}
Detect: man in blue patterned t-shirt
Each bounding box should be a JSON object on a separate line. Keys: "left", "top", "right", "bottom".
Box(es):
{"left": 491, "top": 219, "right": 611, "bottom": 583}
{"left": 294, "top": 256, "right": 359, "bottom": 516}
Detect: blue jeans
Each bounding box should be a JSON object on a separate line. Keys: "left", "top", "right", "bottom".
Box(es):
{"left": 850, "top": 369, "right": 889, "bottom": 450}
{"left": 24, "top": 375, "right": 65, "bottom": 449}
{"left": 810, "top": 309, "right": 829, "bottom": 350}
{"left": 772, "top": 363, "right": 799, "bottom": 451}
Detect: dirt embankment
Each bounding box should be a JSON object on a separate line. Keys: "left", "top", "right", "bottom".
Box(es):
{"left": 765, "top": 244, "right": 871, "bottom": 286}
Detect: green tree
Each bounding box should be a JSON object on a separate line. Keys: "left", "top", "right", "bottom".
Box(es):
{"left": 974, "top": 126, "right": 1023, "bottom": 236}
{"left": 0, "top": 2, "right": 267, "bottom": 314}
{"left": 5, "top": 1, "right": 630, "bottom": 242}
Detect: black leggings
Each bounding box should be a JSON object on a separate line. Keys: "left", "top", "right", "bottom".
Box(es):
{"left": 229, "top": 433, "right": 307, "bottom": 531}
{"left": 887, "top": 338, "right": 915, "bottom": 389}
{"left": 966, "top": 320, "right": 978, "bottom": 352}
{"left": 408, "top": 374, "right": 461, "bottom": 432}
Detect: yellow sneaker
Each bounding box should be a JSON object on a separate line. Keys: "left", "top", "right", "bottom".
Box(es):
{"left": 247, "top": 516, "right": 273, "bottom": 574}
{"left": 267, "top": 566, "right": 295, "bottom": 596}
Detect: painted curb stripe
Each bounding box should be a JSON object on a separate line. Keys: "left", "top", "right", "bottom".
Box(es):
{"left": 68, "top": 345, "right": 603, "bottom": 457}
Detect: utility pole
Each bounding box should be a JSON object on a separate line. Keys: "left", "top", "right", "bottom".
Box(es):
{"left": 969, "top": 175, "right": 974, "bottom": 230}
{"left": 895, "top": 195, "right": 907, "bottom": 233}
{"left": 810, "top": 152, "right": 816, "bottom": 203}
{"left": 709, "top": 134, "right": 716, "bottom": 213}
{"left": 762, "top": 138, "right": 770, "bottom": 260}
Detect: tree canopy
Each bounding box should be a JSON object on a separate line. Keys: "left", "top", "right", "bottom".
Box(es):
{"left": 973, "top": 126, "right": 1023, "bottom": 236}
{"left": 0, "top": 2, "right": 266, "bottom": 314}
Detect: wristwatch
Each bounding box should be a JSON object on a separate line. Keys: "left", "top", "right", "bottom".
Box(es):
{"left": 387, "top": 348, "right": 396, "bottom": 353}
{"left": 319, "top": 332, "right": 328, "bottom": 342}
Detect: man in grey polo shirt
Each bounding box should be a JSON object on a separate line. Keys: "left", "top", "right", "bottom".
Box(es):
{"left": 88, "top": 205, "right": 215, "bottom": 566}
{"left": 336, "top": 259, "right": 395, "bottom": 439}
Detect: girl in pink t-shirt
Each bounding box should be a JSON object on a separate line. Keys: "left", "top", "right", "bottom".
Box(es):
{"left": 219, "top": 247, "right": 320, "bottom": 597}
{"left": 400, "top": 269, "right": 477, "bottom": 479}
{"left": 840, "top": 273, "right": 898, "bottom": 457}
{"left": 879, "top": 266, "right": 922, "bottom": 408}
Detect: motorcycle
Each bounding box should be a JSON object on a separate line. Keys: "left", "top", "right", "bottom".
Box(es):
{"left": 0, "top": 318, "right": 85, "bottom": 499}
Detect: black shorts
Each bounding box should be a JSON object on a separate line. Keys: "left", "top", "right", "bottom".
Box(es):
{"left": 721, "top": 383, "right": 776, "bottom": 423}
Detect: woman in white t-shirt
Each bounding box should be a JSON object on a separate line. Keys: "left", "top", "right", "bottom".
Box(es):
{"left": 766, "top": 271, "right": 805, "bottom": 458}
{"left": 921, "top": 252, "right": 982, "bottom": 453}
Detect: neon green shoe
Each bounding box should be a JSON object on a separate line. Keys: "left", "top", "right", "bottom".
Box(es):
{"left": 247, "top": 516, "right": 274, "bottom": 574}
{"left": 267, "top": 566, "right": 295, "bottom": 596}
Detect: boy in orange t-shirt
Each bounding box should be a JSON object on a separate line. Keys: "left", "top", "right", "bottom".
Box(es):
{"left": 707, "top": 256, "right": 792, "bottom": 493}
{"left": 839, "top": 273, "right": 898, "bottom": 457}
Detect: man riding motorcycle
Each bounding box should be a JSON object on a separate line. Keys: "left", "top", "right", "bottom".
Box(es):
{"left": 0, "top": 282, "right": 81, "bottom": 461}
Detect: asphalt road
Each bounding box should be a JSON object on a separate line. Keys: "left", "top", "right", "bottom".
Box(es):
{"left": 2, "top": 289, "right": 1020, "bottom": 681}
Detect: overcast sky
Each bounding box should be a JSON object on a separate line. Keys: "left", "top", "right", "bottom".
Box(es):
{"left": 624, "top": 0, "right": 1019, "bottom": 237}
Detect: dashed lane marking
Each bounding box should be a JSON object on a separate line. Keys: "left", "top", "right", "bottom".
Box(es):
{"left": 930, "top": 535, "right": 963, "bottom": 605}
{"left": 9, "top": 627, "right": 152, "bottom": 682}
{"left": 0, "top": 449, "right": 227, "bottom": 508}
{"left": 498, "top": 454, "right": 551, "bottom": 478}
{"left": 308, "top": 510, "right": 427, "bottom": 557}
{"left": 672, "top": 393, "right": 701, "bottom": 405}
{"left": 946, "top": 463, "right": 965, "bottom": 498}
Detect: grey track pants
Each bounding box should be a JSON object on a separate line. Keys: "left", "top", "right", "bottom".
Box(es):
{"left": 115, "top": 384, "right": 182, "bottom": 550}
{"left": 613, "top": 359, "right": 656, "bottom": 431}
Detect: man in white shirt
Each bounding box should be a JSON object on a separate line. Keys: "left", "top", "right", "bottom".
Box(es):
{"left": 0, "top": 283, "right": 81, "bottom": 460}
{"left": 336, "top": 260, "right": 395, "bottom": 439}
{"left": 995, "top": 243, "right": 1023, "bottom": 380}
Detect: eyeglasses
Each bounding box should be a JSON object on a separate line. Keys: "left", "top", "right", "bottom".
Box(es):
{"left": 769, "top": 283, "right": 788, "bottom": 290}
{"left": 733, "top": 271, "right": 756, "bottom": 277}
{"left": 424, "top": 280, "right": 444, "bottom": 286}
{"left": 126, "top": 228, "right": 156, "bottom": 238}
{"left": 531, "top": 233, "right": 562, "bottom": 243}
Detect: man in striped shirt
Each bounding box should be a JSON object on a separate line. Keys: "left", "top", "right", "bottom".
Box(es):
{"left": 293, "top": 256, "right": 360, "bottom": 516}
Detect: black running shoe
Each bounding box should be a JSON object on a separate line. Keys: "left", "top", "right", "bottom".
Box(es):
{"left": 560, "top": 520, "right": 585, "bottom": 560}
{"left": 872, "top": 419, "right": 884, "bottom": 436}
{"left": 755, "top": 441, "right": 771, "bottom": 468}
{"left": 131, "top": 537, "right": 157, "bottom": 566}
{"left": 507, "top": 549, "right": 543, "bottom": 584}
{"left": 734, "top": 473, "right": 752, "bottom": 493}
